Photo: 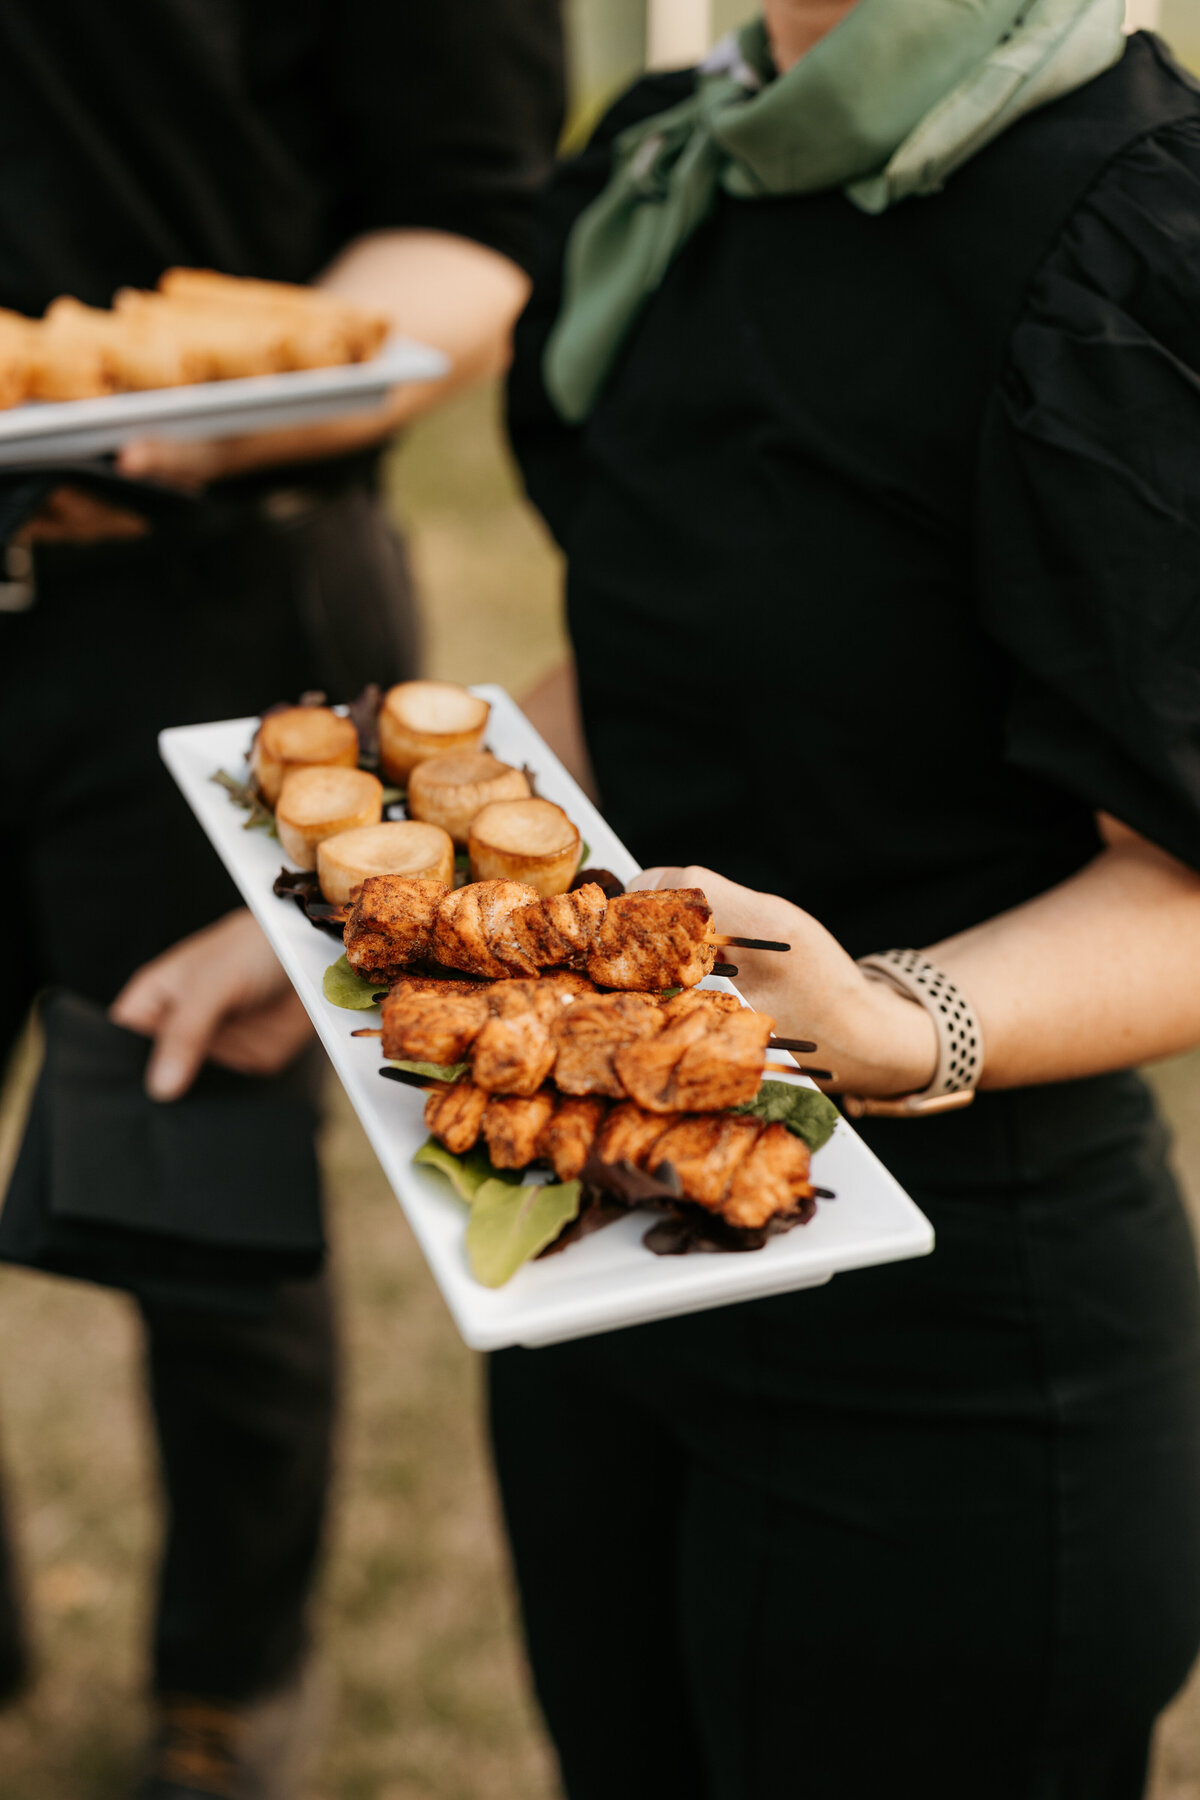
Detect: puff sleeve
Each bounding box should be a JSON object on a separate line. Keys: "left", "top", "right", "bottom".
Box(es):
{"left": 977, "top": 116, "right": 1200, "bottom": 867}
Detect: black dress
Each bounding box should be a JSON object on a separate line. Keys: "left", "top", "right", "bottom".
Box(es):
{"left": 495, "top": 34, "right": 1200, "bottom": 1800}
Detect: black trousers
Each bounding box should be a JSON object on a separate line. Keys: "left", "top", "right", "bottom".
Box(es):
{"left": 0, "top": 479, "right": 416, "bottom": 1700}
{"left": 490, "top": 1078, "right": 1200, "bottom": 1800}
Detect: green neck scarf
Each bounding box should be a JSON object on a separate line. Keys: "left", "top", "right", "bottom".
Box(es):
{"left": 544, "top": 0, "right": 1125, "bottom": 422}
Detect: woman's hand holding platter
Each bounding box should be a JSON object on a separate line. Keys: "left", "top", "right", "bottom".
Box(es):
{"left": 639, "top": 825, "right": 1200, "bottom": 1098}
{"left": 629, "top": 866, "right": 937, "bottom": 1098}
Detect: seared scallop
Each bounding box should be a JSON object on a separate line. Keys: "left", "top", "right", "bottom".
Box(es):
{"left": 317, "top": 819, "right": 455, "bottom": 905}
{"left": 468, "top": 797, "right": 581, "bottom": 897}
{"left": 251, "top": 706, "right": 358, "bottom": 808}
{"left": 378, "top": 681, "right": 490, "bottom": 783}
{"left": 407, "top": 751, "right": 530, "bottom": 847}
{"left": 275, "top": 765, "right": 382, "bottom": 869}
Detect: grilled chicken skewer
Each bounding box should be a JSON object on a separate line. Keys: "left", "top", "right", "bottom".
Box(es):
{"left": 421, "top": 1082, "right": 816, "bottom": 1232}
{"left": 380, "top": 982, "right": 793, "bottom": 1110}
{"left": 343, "top": 876, "right": 789, "bottom": 992}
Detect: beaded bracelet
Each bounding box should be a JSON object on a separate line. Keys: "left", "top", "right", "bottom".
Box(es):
{"left": 842, "top": 949, "right": 982, "bottom": 1120}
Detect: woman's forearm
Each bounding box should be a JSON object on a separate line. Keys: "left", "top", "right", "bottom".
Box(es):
{"left": 634, "top": 823, "right": 1200, "bottom": 1098}
{"left": 930, "top": 822, "right": 1200, "bottom": 1089}
{"left": 320, "top": 227, "right": 531, "bottom": 430}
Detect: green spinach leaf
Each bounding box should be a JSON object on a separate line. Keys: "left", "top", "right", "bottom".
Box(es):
{"left": 735, "top": 1080, "right": 839, "bottom": 1151}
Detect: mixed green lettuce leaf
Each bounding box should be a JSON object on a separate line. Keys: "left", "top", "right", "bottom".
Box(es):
{"left": 390, "top": 1058, "right": 468, "bottom": 1082}
{"left": 212, "top": 768, "right": 275, "bottom": 834}
{"left": 413, "top": 1140, "right": 582, "bottom": 1287}
{"left": 323, "top": 954, "right": 386, "bottom": 1010}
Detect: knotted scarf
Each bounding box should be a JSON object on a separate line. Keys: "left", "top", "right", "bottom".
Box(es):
{"left": 544, "top": 0, "right": 1125, "bottom": 421}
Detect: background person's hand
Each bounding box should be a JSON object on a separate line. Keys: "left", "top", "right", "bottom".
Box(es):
{"left": 110, "top": 908, "right": 316, "bottom": 1100}
{"left": 12, "top": 484, "right": 150, "bottom": 545}
{"left": 630, "top": 864, "right": 938, "bottom": 1097}
{"left": 116, "top": 227, "right": 533, "bottom": 491}
{"left": 115, "top": 404, "right": 399, "bottom": 490}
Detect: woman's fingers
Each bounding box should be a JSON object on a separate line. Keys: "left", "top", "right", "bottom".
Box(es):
{"left": 117, "top": 435, "right": 221, "bottom": 489}
{"left": 628, "top": 866, "right": 686, "bottom": 892}
{"left": 109, "top": 910, "right": 304, "bottom": 1100}
{"left": 207, "top": 991, "right": 316, "bottom": 1077}
{"left": 109, "top": 962, "right": 175, "bottom": 1037}
{"left": 142, "top": 989, "right": 234, "bottom": 1101}
{"left": 634, "top": 864, "right": 804, "bottom": 939}
{"left": 13, "top": 484, "right": 150, "bottom": 545}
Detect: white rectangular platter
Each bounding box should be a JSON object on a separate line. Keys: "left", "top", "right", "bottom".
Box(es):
{"left": 161, "top": 687, "right": 933, "bottom": 1350}
{"left": 0, "top": 334, "right": 448, "bottom": 467}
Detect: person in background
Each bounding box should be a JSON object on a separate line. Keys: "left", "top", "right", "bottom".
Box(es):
{"left": 494, "top": 0, "right": 1200, "bottom": 1795}
{"left": 0, "top": 5, "right": 563, "bottom": 1798}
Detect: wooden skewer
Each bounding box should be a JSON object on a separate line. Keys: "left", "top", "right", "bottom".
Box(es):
{"left": 712, "top": 961, "right": 738, "bottom": 978}
{"left": 380, "top": 1066, "right": 440, "bottom": 1090}
{"left": 765, "top": 1062, "right": 836, "bottom": 1081}
{"left": 352, "top": 1027, "right": 383, "bottom": 1038}
{"left": 770, "top": 1036, "right": 817, "bottom": 1053}
{"left": 711, "top": 934, "right": 791, "bottom": 952}
{"left": 372, "top": 1047, "right": 832, "bottom": 1080}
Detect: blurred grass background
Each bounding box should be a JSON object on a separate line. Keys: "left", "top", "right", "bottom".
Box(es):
{"left": 3, "top": 3, "right": 1200, "bottom": 1793}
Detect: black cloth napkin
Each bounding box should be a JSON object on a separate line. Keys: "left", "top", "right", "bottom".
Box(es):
{"left": 0, "top": 992, "right": 324, "bottom": 1316}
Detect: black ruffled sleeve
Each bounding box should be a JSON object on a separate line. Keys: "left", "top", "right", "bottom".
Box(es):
{"left": 978, "top": 113, "right": 1200, "bottom": 867}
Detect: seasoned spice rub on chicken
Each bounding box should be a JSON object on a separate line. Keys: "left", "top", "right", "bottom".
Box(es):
{"left": 584, "top": 888, "right": 716, "bottom": 990}
{"left": 552, "top": 992, "right": 664, "bottom": 1098}
{"left": 538, "top": 1096, "right": 609, "bottom": 1181}
{"left": 482, "top": 1091, "right": 557, "bottom": 1169}
{"left": 497, "top": 882, "right": 608, "bottom": 973}
{"left": 343, "top": 876, "right": 448, "bottom": 983}
{"left": 384, "top": 983, "right": 772, "bottom": 1108}
{"left": 342, "top": 876, "right": 721, "bottom": 990}
{"left": 381, "top": 975, "right": 593, "bottom": 1091}
{"left": 422, "top": 1084, "right": 815, "bottom": 1231}
{"left": 614, "top": 1008, "right": 773, "bottom": 1113}
{"left": 431, "top": 880, "right": 544, "bottom": 979}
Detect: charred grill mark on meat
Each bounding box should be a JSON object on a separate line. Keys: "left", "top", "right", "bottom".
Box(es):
{"left": 381, "top": 987, "right": 490, "bottom": 1066}
{"left": 431, "top": 880, "right": 546, "bottom": 979}
{"left": 584, "top": 888, "right": 716, "bottom": 990}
